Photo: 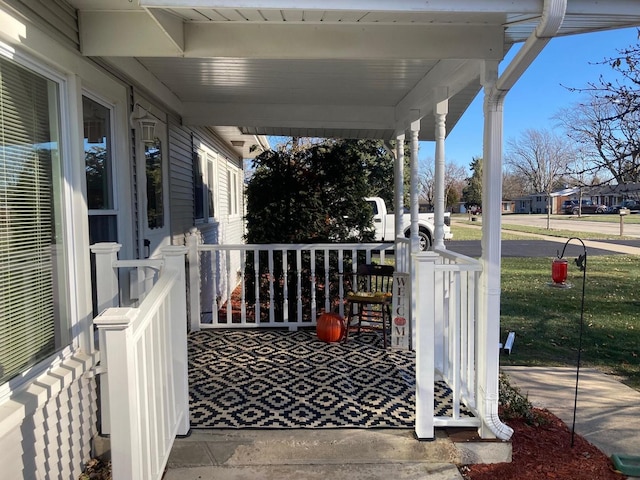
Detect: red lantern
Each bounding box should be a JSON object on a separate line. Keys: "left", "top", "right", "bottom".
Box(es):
{"left": 316, "top": 312, "right": 345, "bottom": 343}
{"left": 552, "top": 257, "right": 568, "bottom": 284}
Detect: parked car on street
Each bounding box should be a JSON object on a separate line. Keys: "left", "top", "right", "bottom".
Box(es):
{"left": 563, "top": 199, "right": 608, "bottom": 215}
{"left": 562, "top": 199, "right": 579, "bottom": 214}
{"left": 610, "top": 200, "right": 640, "bottom": 214}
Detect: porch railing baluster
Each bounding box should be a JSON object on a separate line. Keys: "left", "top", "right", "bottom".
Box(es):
{"left": 296, "top": 249, "right": 303, "bottom": 323}
{"left": 226, "top": 250, "right": 233, "bottom": 325}
{"left": 268, "top": 250, "right": 275, "bottom": 323}
{"left": 253, "top": 248, "right": 260, "bottom": 323}
{"left": 240, "top": 251, "right": 247, "bottom": 323}
{"left": 324, "top": 248, "right": 330, "bottom": 313}
{"left": 310, "top": 249, "right": 317, "bottom": 321}
{"left": 337, "top": 249, "right": 345, "bottom": 318}
{"left": 282, "top": 248, "right": 289, "bottom": 324}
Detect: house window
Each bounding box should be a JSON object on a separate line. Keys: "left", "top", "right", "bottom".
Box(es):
{"left": 0, "top": 55, "right": 70, "bottom": 385}
{"left": 194, "top": 149, "right": 217, "bottom": 222}
{"left": 84, "top": 95, "right": 116, "bottom": 244}
{"left": 146, "top": 137, "right": 164, "bottom": 229}
{"left": 228, "top": 168, "right": 240, "bottom": 216}
{"left": 84, "top": 95, "right": 117, "bottom": 315}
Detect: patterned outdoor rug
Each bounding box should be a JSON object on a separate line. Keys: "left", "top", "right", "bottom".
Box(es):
{"left": 188, "top": 329, "right": 470, "bottom": 428}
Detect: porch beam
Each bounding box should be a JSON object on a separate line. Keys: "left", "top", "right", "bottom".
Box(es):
{"left": 182, "top": 102, "right": 397, "bottom": 130}
{"left": 145, "top": 8, "right": 186, "bottom": 53}
{"left": 186, "top": 24, "right": 503, "bottom": 60}
{"left": 433, "top": 89, "right": 448, "bottom": 250}
{"left": 79, "top": 11, "right": 184, "bottom": 56}
{"left": 140, "top": 0, "right": 543, "bottom": 14}
{"left": 395, "top": 59, "right": 481, "bottom": 131}
{"left": 79, "top": 17, "right": 503, "bottom": 59}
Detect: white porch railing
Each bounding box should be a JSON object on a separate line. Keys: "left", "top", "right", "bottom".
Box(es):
{"left": 413, "top": 248, "right": 483, "bottom": 438}
{"left": 93, "top": 245, "right": 190, "bottom": 480}
{"left": 186, "top": 237, "right": 404, "bottom": 331}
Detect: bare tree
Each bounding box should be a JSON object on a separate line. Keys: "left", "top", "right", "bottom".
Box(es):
{"left": 505, "top": 128, "right": 576, "bottom": 227}
{"left": 557, "top": 95, "right": 640, "bottom": 184}
{"left": 558, "top": 30, "right": 640, "bottom": 184}
{"left": 419, "top": 159, "right": 468, "bottom": 211}
{"left": 502, "top": 171, "right": 529, "bottom": 200}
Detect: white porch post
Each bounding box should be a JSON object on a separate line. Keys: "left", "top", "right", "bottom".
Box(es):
{"left": 394, "top": 132, "right": 406, "bottom": 242}
{"left": 90, "top": 242, "right": 121, "bottom": 436}
{"left": 161, "top": 245, "right": 191, "bottom": 435}
{"left": 433, "top": 89, "right": 448, "bottom": 249}
{"left": 409, "top": 120, "right": 421, "bottom": 253}
{"left": 478, "top": 61, "right": 514, "bottom": 440}
{"left": 91, "top": 242, "right": 122, "bottom": 314}
{"left": 186, "top": 228, "right": 201, "bottom": 332}
{"left": 413, "top": 252, "right": 438, "bottom": 439}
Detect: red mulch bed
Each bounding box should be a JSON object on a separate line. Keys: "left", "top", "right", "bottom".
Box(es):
{"left": 460, "top": 408, "right": 625, "bottom": 480}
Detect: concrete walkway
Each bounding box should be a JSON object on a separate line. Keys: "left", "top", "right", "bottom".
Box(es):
{"left": 164, "top": 429, "right": 499, "bottom": 480}
{"left": 503, "top": 367, "right": 640, "bottom": 476}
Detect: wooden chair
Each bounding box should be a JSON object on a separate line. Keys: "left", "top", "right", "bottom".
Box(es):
{"left": 344, "top": 263, "right": 394, "bottom": 347}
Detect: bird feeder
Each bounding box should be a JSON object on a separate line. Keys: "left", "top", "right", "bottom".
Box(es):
{"left": 551, "top": 257, "right": 568, "bottom": 285}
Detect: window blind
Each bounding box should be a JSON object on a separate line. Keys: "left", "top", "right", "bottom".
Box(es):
{"left": 0, "top": 56, "right": 68, "bottom": 384}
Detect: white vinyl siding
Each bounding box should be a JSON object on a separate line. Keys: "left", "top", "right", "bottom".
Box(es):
{"left": 0, "top": 54, "right": 70, "bottom": 385}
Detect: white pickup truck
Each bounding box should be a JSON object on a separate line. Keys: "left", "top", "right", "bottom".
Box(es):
{"left": 366, "top": 197, "right": 452, "bottom": 251}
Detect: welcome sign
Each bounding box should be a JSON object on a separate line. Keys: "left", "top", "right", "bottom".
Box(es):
{"left": 391, "top": 272, "right": 410, "bottom": 350}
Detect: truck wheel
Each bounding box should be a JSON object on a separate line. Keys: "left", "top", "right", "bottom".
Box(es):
{"left": 404, "top": 229, "right": 432, "bottom": 251}
{"left": 418, "top": 230, "right": 431, "bottom": 251}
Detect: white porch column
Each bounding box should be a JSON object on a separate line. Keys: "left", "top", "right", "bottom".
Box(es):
{"left": 90, "top": 242, "right": 121, "bottom": 436}
{"left": 413, "top": 252, "right": 438, "bottom": 440}
{"left": 160, "top": 245, "right": 191, "bottom": 436}
{"left": 186, "top": 228, "right": 201, "bottom": 332}
{"left": 433, "top": 90, "right": 448, "bottom": 249}
{"left": 409, "top": 120, "right": 421, "bottom": 253}
{"left": 394, "top": 132, "right": 406, "bottom": 241}
{"left": 478, "top": 62, "right": 514, "bottom": 440}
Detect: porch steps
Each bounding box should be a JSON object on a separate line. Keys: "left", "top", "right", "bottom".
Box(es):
{"left": 163, "top": 429, "right": 511, "bottom": 480}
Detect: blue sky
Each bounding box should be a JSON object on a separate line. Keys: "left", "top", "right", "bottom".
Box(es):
{"left": 423, "top": 26, "right": 639, "bottom": 172}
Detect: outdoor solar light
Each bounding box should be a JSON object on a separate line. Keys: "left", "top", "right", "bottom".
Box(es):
{"left": 549, "top": 237, "right": 588, "bottom": 447}
{"left": 129, "top": 103, "right": 157, "bottom": 144}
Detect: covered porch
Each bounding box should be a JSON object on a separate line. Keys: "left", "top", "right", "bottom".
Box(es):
{"left": 93, "top": 237, "right": 487, "bottom": 478}
{"left": 80, "top": 1, "right": 640, "bottom": 478}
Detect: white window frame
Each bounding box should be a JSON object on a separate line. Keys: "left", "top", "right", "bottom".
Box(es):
{"left": 227, "top": 163, "right": 242, "bottom": 218}
{"left": 83, "top": 92, "right": 119, "bottom": 233}
{"left": 195, "top": 147, "right": 219, "bottom": 224}
{"left": 0, "top": 44, "right": 79, "bottom": 401}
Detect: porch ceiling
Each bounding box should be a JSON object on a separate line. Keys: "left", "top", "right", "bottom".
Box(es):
{"left": 68, "top": 0, "right": 640, "bottom": 142}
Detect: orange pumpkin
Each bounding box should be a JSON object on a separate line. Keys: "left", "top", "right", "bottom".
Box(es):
{"left": 316, "top": 312, "right": 345, "bottom": 343}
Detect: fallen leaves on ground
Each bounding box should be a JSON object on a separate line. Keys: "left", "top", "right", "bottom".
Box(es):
{"left": 78, "top": 458, "right": 111, "bottom": 480}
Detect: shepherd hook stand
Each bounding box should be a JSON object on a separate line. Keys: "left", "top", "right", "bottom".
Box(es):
{"left": 553, "top": 237, "right": 587, "bottom": 448}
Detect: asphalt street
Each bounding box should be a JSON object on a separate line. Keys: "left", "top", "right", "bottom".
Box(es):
{"left": 449, "top": 215, "right": 640, "bottom": 257}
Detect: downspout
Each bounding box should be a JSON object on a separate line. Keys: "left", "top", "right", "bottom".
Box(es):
{"left": 480, "top": 0, "right": 566, "bottom": 440}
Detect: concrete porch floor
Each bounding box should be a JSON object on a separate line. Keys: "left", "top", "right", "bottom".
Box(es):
{"left": 164, "top": 428, "right": 511, "bottom": 480}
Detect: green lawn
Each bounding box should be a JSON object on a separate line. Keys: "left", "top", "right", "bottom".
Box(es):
{"left": 450, "top": 217, "right": 640, "bottom": 388}
{"left": 500, "top": 256, "right": 640, "bottom": 390}
{"left": 499, "top": 223, "right": 634, "bottom": 240}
